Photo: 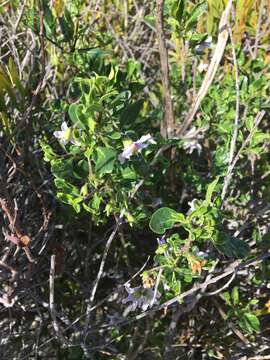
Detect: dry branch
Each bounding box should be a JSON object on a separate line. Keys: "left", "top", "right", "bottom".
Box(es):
{"left": 156, "top": 0, "right": 175, "bottom": 139}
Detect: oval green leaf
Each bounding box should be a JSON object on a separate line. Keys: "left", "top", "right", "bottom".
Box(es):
{"left": 149, "top": 207, "right": 185, "bottom": 234}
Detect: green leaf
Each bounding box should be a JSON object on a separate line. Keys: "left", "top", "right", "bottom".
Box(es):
{"left": 242, "top": 313, "right": 260, "bottom": 333}
{"left": 149, "top": 207, "right": 186, "bottom": 234}
{"left": 121, "top": 166, "right": 137, "bottom": 180}
{"left": 7, "top": 57, "right": 25, "bottom": 97}
{"left": 204, "top": 177, "right": 219, "bottom": 206}
{"left": 40, "top": 142, "right": 57, "bottom": 162}
{"left": 176, "top": 0, "right": 186, "bottom": 24}
{"left": 232, "top": 287, "right": 239, "bottom": 306}
{"left": 59, "top": 9, "right": 74, "bottom": 42}
{"left": 0, "top": 70, "right": 17, "bottom": 107}
{"left": 185, "top": 1, "right": 207, "bottom": 31}
{"left": 68, "top": 103, "right": 86, "bottom": 129}
{"left": 222, "top": 291, "right": 231, "bottom": 306}
{"left": 94, "top": 147, "right": 117, "bottom": 175}
{"left": 215, "top": 232, "right": 250, "bottom": 259}
{"left": 91, "top": 193, "right": 102, "bottom": 212}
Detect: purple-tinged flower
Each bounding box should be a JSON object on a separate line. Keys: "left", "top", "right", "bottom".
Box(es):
{"left": 122, "top": 284, "right": 159, "bottom": 314}
{"left": 118, "top": 134, "right": 156, "bottom": 164}
{"left": 157, "top": 235, "right": 166, "bottom": 246}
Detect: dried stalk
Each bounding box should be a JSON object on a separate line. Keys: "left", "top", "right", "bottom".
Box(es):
{"left": 156, "top": 0, "right": 175, "bottom": 139}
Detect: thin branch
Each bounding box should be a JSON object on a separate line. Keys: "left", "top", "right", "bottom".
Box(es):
{"left": 221, "top": 16, "right": 241, "bottom": 203}
{"left": 221, "top": 107, "right": 267, "bottom": 202}
{"left": 13, "top": 0, "right": 27, "bottom": 33}
{"left": 156, "top": 0, "right": 175, "bottom": 139}
{"left": 83, "top": 219, "right": 121, "bottom": 337}
{"left": 49, "top": 255, "right": 67, "bottom": 345}
{"left": 150, "top": 268, "right": 162, "bottom": 307}
{"left": 204, "top": 271, "right": 235, "bottom": 296}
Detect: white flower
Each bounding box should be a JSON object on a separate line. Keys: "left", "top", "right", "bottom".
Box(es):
{"left": 188, "top": 199, "right": 197, "bottom": 213}
{"left": 187, "top": 198, "right": 201, "bottom": 215}
{"left": 196, "top": 251, "right": 208, "bottom": 258}
{"left": 183, "top": 140, "right": 202, "bottom": 154}
{"left": 118, "top": 134, "right": 156, "bottom": 164}
{"left": 122, "top": 284, "right": 159, "bottom": 314}
{"left": 182, "top": 126, "right": 205, "bottom": 154}
{"left": 198, "top": 61, "right": 209, "bottom": 73}
{"left": 0, "top": 293, "right": 17, "bottom": 308}
{"left": 53, "top": 121, "right": 79, "bottom": 146}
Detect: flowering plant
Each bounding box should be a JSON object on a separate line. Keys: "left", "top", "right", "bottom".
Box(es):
{"left": 41, "top": 71, "right": 157, "bottom": 224}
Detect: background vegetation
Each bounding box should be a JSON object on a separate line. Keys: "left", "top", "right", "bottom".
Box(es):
{"left": 0, "top": 0, "right": 270, "bottom": 358}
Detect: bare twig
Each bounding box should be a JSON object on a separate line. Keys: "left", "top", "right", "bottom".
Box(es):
{"left": 204, "top": 271, "right": 235, "bottom": 296}
{"left": 150, "top": 268, "right": 162, "bottom": 307}
{"left": 156, "top": 0, "right": 175, "bottom": 139}
{"left": 13, "top": 0, "right": 27, "bottom": 33}
{"left": 221, "top": 108, "right": 267, "bottom": 202}
{"left": 221, "top": 16, "right": 240, "bottom": 203}
{"left": 49, "top": 255, "right": 67, "bottom": 345}
{"left": 83, "top": 219, "right": 121, "bottom": 337}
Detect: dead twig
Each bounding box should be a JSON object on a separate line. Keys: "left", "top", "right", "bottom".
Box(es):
{"left": 221, "top": 15, "right": 241, "bottom": 203}
{"left": 221, "top": 107, "right": 267, "bottom": 202}
{"left": 49, "top": 255, "right": 67, "bottom": 345}
{"left": 156, "top": 0, "right": 175, "bottom": 139}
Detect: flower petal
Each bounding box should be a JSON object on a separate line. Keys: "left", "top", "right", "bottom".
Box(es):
{"left": 53, "top": 131, "right": 62, "bottom": 139}
{"left": 61, "top": 121, "right": 68, "bottom": 131}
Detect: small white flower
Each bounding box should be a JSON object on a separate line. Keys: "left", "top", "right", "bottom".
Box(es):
{"left": 183, "top": 140, "right": 202, "bottom": 154}
{"left": 118, "top": 134, "right": 156, "bottom": 164}
{"left": 182, "top": 126, "right": 205, "bottom": 154}
{"left": 196, "top": 251, "right": 208, "bottom": 258}
{"left": 122, "top": 283, "right": 159, "bottom": 314}
{"left": 0, "top": 293, "right": 17, "bottom": 308}
{"left": 187, "top": 198, "right": 200, "bottom": 215}
{"left": 198, "top": 61, "right": 209, "bottom": 73}
{"left": 53, "top": 121, "right": 79, "bottom": 146}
